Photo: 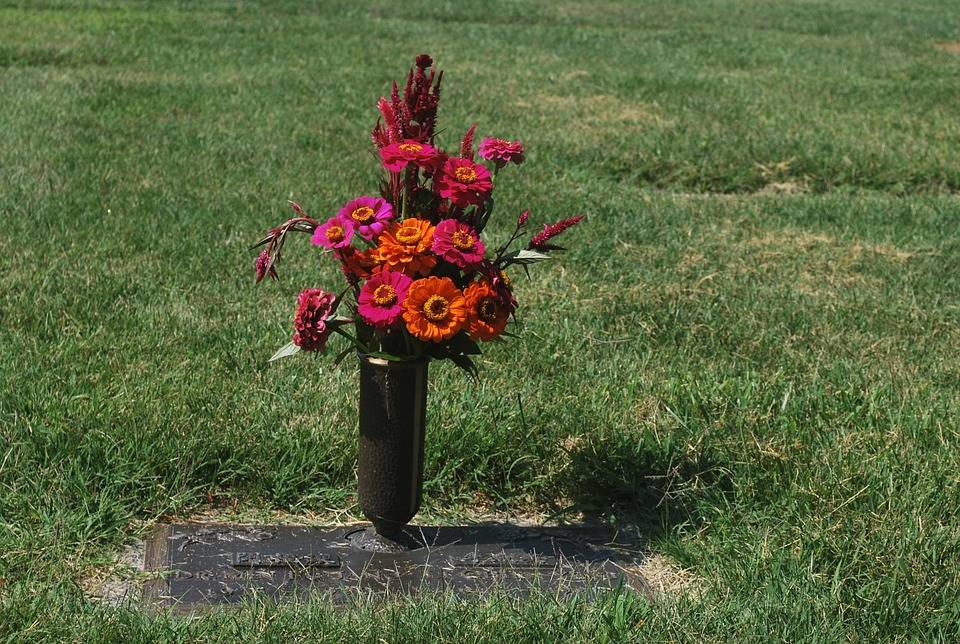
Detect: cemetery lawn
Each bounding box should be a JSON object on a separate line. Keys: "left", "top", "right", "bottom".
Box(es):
{"left": 2, "top": 0, "right": 959, "bottom": 640}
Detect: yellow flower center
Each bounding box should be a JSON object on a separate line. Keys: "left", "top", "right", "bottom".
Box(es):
{"left": 478, "top": 297, "right": 498, "bottom": 322}
{"left": 325, "top": 225, "right": 344, "bottom": 243}
{"left": 399, "top": 143, "right": 423, "bottom": 152}
{"left": 451, "top": 230, "right": 475, "bottom": 250}
{"left": 372, "top": 284, "right": 397, "bottom": 306}
{"left": 454, "top": 166, "right": 477, "bottom": 183}
{"left": 422, "top": 295, "right": 450, "bottom": 322}
{"left": 396, "top": 225, "right": 423, "bottom": 245}
{"left": 500, "top": 270, "right": 511, "bottom": 288}
{"left": 351, "top": 206, "right": 375, "bottom": 223}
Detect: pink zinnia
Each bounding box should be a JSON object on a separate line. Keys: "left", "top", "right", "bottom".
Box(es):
{"left": 357, "top": 271, "right": 412, "bottom": 329}
{"left": 478, "top": 137, "right": 525, "bottom": 167}
{"left": 311, "top": 216, "right": 355, "bottom": 250}
{"left": 380, "top": 139, "right": 440, "bottom": 173}
{"left": 337, "top": 196, "right": 394, "bottom": 240}
{"left": 293, "top": 288, "right": 336, "bottom": 352}
{"left": 432, "top": 219, "right": 486, "bottom": 268}
{"left": 434, "top": 157, "right": 493, "bottom": 207}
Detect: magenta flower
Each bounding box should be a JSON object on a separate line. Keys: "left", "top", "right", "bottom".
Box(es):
{"left": 380, "top": 139, "right": 441, "bottom": 173}
{"left": 357, "top": 271, "right": 412, "bottom": 329}
{"left": 528, "top": 215, "right": 584, "bottom": 251}
{"left": 478, "top": 137, "right": 525, "bottom": 168}
{"left": 293, "top": 288, "right": 336, "bottom": 352}
{"left": 253, "top": 249, "right": 278, "bottom": 283}
{"left": 432, "top": 219, "right": 486, "bottom": 268}
{"left": 310, "top": 216, "right": 355, "bottom": 250}
{"left": 336, "top": 196, "right": 394, "bottom": 240}
{"left": 434, "top": 157, "right": 493, "bottom": 208}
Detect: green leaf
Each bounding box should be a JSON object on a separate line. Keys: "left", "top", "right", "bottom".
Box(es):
{"left": 445, "top": 332, "right": 482, "bottom": 356}
{"left": 327, "top": 315, "right": 353, "bottom": 326}
{"left": 500, "top": 249, "right": 551, "bottom": 266}
{"left": 448, "top": 353, "right": 479, "bottom": 381}
{"left": 333, "top": 346, "right": 354, "bottom": 366}
{"left": 269, "top": 341, "right": 300, "bottom": 362}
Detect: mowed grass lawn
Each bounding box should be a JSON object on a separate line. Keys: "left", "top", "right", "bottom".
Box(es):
{"left": 2, "top": 0, "right": 960, "bottom": 640}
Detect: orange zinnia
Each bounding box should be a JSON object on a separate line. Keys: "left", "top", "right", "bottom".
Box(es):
{"left": 403, "top": 276, "right": 467, "bottom": 342}
{"left": 463, "top": 281, "right": 510, "bottom": 341}
{"left": 374, "top": 218, "right": 437, "bottom": 277}
{"left": 337, "top": 246, "right": 381, "bottom": 281}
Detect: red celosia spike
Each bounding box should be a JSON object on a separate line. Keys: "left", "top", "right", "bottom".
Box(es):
{"left": 377, "top": 97, "right": 397, "bottom": 141}
{"left": 398, "top": 101, "right": 413, "bottom": 139}
{"left": 424, "top": 116, "right": 438, "bottom": 142}
{"left": 391, "top": 80, "right": 409, "bottom": 140}
{"left": 528, "top": 215, "right": 584, "bottom": 250}
{"left": 404, "top": 69, "right": 415, "bottom": 107}
{"left": 372, "top": 120, "right": 389, "bottom": 149}
{"left": 254, "top": 249, "right": 271, "bottom": 283}
{"left": 416, "top": 54, "right": 432, "bottom": 69}
{"left": 460, "top": 123, "right": 477, "bottom": 160}
{"left": 412, "top": 64, "right": 426, "bottom": 103}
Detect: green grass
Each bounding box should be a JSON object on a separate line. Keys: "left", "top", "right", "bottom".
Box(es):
{"left": 2, "top": 0, "right": 960, "bottom": 640}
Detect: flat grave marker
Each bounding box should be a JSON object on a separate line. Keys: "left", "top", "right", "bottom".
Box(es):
{"left": 143, "top": 523, "right": 651, "bottom": 610}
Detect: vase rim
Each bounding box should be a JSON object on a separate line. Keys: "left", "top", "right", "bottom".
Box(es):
{"left": 358, "top": 352, "right": 430, "bottom": 367}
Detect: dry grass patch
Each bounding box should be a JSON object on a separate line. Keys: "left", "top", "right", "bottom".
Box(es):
{"left": 519, "top": 93, "right": 673, "bottom": 136}
{"left": 934, "top": 42, "right": 960, "bottom": 55}
{"left": 759, "top": 180, "right": 809, "bottom": 195}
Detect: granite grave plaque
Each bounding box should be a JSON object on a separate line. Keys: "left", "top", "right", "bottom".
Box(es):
{"left": 143, "top": 523, "right": 651, "bottom": 610}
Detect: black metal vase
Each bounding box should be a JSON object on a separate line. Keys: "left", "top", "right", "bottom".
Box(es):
{"left": 357, "top": 354, "right": 428, "bottom": 537}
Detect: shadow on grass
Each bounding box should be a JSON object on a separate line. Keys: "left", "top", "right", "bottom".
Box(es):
{"left": 553, "top": 434, "right": 732, "bottom": 543}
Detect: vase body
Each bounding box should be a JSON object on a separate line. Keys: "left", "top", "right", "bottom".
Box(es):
{"left": 357, "top": 354, "right": 428, "bottom": 536}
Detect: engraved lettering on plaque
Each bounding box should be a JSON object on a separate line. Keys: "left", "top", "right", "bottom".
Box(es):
{"left": 456, "top": 551, "right": 546, "bottom": 568}
{"left": 232, "top": 552, "right": 341, "bottom": 569}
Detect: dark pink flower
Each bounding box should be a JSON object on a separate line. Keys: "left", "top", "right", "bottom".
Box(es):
{"left": 254, "top": 250, "right": 278, "bottom": 283}
{"left": 357, "top": 271, "right": 412, "bottom": 329}
{"left": 432, "top": 218, "right": 486, "bottom": 268}
{"left": 434, "top": 157, "right": 492, "bottom": 208}
{"left": 292, "top": 288, "right": 336, "bottom": 352}
{"left": 380, "top": 139, "right": 440, "bottom": 173}
{"left": 517, "top": 209, "right": 530, "bottom": 226}
{"left": 528, "top": 215, "right": 584, "bottom": 251}
{"left": 310, "top": 216, "right": 355, "bottom": 250}
{"left": 478, "top": 137, "right": 525, "bottom": 167}
{"left": 336, "top": 196, "right": 394, "bottom": 240}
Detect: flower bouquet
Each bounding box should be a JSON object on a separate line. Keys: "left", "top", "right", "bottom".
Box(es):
{"left": 252, "top": 54, "right": 582, "bottom": 540}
